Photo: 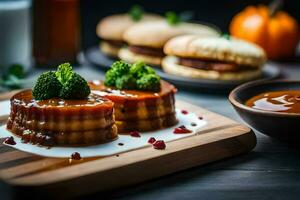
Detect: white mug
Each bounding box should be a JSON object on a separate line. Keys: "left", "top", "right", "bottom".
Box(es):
{"left": 0, "top": 0, "right": 31, "bottom": 75}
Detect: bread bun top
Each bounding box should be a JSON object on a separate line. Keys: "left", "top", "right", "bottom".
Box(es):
{"left": 123, "top": 21, "right": 219, "bottom": 48}
{"left": 96, "top": 14, "right": 162, "bottom": 41}
{"left": 164, "top": 35, "right": 266, "bottom": 67}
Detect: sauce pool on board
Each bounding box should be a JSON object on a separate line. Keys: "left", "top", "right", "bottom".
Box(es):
{"left": 245, "top": 90, "right": 300, "bottom": 113}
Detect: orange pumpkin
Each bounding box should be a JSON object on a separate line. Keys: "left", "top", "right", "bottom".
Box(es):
{"left": 229, "top": 3, "right": 300, "bottom": 59}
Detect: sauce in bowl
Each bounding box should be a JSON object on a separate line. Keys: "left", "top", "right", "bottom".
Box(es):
{"left": 245, "top": 90, "right": 300, "bottom": 113}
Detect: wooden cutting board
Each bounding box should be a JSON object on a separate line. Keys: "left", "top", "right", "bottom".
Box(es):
{"left": 0, "top": 92, "right": 256, "bottom": 199}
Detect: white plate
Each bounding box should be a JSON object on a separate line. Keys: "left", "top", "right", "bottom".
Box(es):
{"left": 0, "top": 109, "right": 207, "bottom": 158}
{"left": 0, "top": 100, "right": 10, "bottom": 116}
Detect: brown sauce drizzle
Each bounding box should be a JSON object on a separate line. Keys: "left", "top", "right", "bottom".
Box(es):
{"left": 245, "top": 90, "right": 300, "bottom": 113}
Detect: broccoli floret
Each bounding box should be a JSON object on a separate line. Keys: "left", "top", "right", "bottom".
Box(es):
{"left": 104, "top": 70, "right": 117, "bottom": 86}
{"left": 137, "top": 74, "right": 160, "bottom": 91}
{"left": 130, "top": 61, "right": 155, "bottom": 79}
{"left": 115, "top": 74, "right": 136, "bottom": 90}
{"left": 55, "top": 63, "right": 90, "bottom": 99}
{"left": 55, "top": 63, "right": 73, "bottom": 84}
{"left": 60, "top": 73, "right": 91, "bottom": 99}
{"left": 104, "top": 61, "right": 131, "bottom": 86}
{"left": 32, "top": 62, "right": 91, "bottom": 100}
{"left": 32, "top": 71, "right": 63, "bottom": 100}
{"left": 104, "top": 60, "right": 161, "bottom": 91}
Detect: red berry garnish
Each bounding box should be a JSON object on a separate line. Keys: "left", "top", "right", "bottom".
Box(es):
{"left": 181, "top": 110, "right": 188, "bottom": 114}
{"left": 3, "top": 136, "right": 16, "bottom": 145}
{"left": 70, "top": 152, "right": 81, "bottom": 160}
{"left": 148, "top": 137, "right": 156, "bottom": 144}
{"left": 153, "top": 140, "right": 166, "bottom": 150}
{"left": 173, "top": 125, "right": 192, "bottom": 134}
{"left": 130, "top": 131, "right": 141, "bottom": 137}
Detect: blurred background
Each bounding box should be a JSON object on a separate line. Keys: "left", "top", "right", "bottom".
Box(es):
{"left": 0, "top": 0, "right": 299, "bottom": 91}
{"left": 81, "top": 0, "right": 300, "bottom": 50}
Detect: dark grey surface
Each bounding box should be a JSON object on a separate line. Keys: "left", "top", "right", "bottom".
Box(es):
{"left": 78, "top": 61, "right": 300, "bottom": 200}
{"left": 1, "top": 61, "right": 300, "bottom": 200}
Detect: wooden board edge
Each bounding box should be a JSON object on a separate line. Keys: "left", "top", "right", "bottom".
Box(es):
{"left": 4, "top": 125, "right": 256, "bottom": 198}
{"left": 0, "top": 89, "right": 257, "bottom": 198}
{"left": 0, "top": 90, "right": 20, "bottom": 101}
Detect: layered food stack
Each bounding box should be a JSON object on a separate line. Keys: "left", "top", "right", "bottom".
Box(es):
{"left": 96, "top": 7, "right": 267, "bottom": 83}
{"left": 90, "top": 61, "right": 178, "bottom": 132}
{"left": 6, "top": 61, "right": 179, "bottom": 146}
{"left": 162, "top": 35, "right": 266, "bottom": 81}
{"left": 6, "top": 63, "right": 117, "bottom": 146}
{"left": 120, "top": 21, "right": 219, "bottom": 66}
{"left": 7, "top": 91, "right": 117, "bottom": 146}
{"left": 90, "top": 80, "right": 177, "bottom": 132}
{"left": 96, "top": 6, "right": 162, "bottom": 58}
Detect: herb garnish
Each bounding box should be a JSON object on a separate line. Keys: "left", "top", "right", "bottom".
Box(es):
{"left": 128, "top": 5, "right": 144, "bottom": 22}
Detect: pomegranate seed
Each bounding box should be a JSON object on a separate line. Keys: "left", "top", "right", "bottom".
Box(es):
{"left": 153, "top": 140, "right": 166, "bottom": 150}
{"left": 148, "top": 137, "right": 156, "bottom": 144}
{"left": 3, "top": 136, "right": 16, "bottom": 145}
{"left": 70, "top": 152, "right": 81, "bottom": 160}
{"left": 173, "top": 125, "right": 192, "bottom": 134}
{"left": 181, "top": 110, "right": 188, "bottom": 114}
{"left": 130, "top": 131, "right": 141, "bottom": 137}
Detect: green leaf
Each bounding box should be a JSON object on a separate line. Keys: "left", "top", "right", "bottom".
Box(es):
{"left": 1, "top": 74, "right": 23, "bottom": 89}
{"left": 0, "top": 64, "right": 25, "bottom": 90}
{"left": 166, "top": 11, "right": 195, "bottom": 26}
{"left": 128, "top": 5, "right": 144, "bottom": 22}
{"left": 55, "top": 63, "right": 74, "bottom": 85}
{"left": 222, "top": 33, "right": 231, "bottom": 40}
{"left": 166, "top": 11, "right": 180, "bottom": 25}
{"left": 2, "top": 64, "right": 25, "bottom": 80}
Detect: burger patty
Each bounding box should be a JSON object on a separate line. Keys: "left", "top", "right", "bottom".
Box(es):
{"left": 128, "top": 45, "right": 165, "bottom": 57}
{"left": 179, "top": 57, "right": 255, "bottom": 72}
{"left": 102, "top": 39, "right": 126, "bottom": 48}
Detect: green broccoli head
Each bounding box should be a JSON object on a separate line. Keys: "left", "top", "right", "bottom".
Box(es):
{"left": 60, "top": 73, "right": 91, "bottom": 99}
{"left": 32, "top": 62, "right": 91, "bottom": 100}
{"left": 55, "top": 63, "right": 73, "bottom": 84}
{"left": 104, "top": 60, "right": 161, "bottom": 91}
{"left": 32, "top": 71, "right": 63, "bottom": 100}
{"left": 137, "top": 74, "right": 161, "bottom": 91}
{"left": 104, "top": 61, "right": 131, "bottom": 86}
{"left": 130, "top": 61, "right": 155, "bottom": 79}
{"left": 115, "top": 74, "right": 136, "bottom": 90}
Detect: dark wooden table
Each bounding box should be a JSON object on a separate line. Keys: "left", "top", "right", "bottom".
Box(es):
{"left": 82, "top": 62, "right": 300, "bottom": 200}
{"left": 1, "top": 61, "right": 300, "bottom": 200}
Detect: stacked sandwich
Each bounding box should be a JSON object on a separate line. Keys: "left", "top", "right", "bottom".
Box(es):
{"left": 96, "top": 6, "right": 162, "bottom": 58}
{"left": 120, "top": 21, "right": 219, "bottom": 66}
{"left": 162, "top": 35, "right": 266, "bottom": 81}
{"left": 96, "top": 8, "right": 266, "bottom": 83}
